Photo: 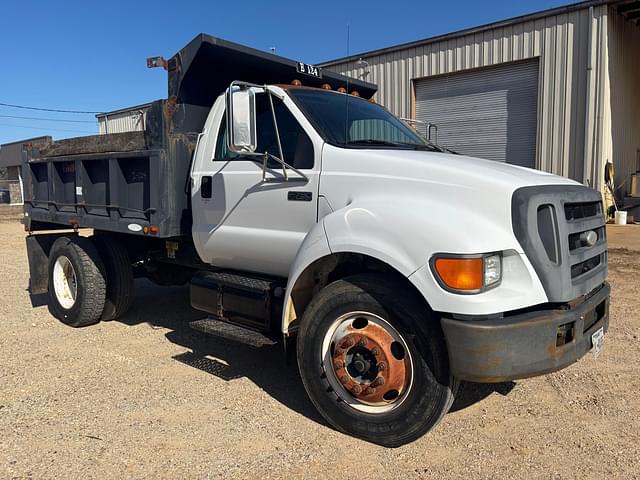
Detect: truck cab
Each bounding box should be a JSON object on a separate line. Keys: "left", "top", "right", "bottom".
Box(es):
{"left": 23, "top": 34, "right": 609, "bottom": 447}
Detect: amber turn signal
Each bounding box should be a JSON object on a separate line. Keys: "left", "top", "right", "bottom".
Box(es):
{"left": 433, "top": 257, "right": 484, "bottom": 291}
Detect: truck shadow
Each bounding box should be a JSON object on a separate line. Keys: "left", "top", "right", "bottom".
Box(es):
{"left": 449, "top": 381, "right": 516, "bottom": 413}
{"left": 117, "top": 279, "right": 326, "bottom": 425}
{"left": 116, "top": 279, "right": 516, "bottom": 427}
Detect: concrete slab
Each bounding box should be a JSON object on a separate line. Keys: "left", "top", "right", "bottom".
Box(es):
{"left": 607, "top": 224, "right": 640, "bottom": 251}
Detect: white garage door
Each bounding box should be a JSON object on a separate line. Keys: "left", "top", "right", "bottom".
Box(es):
{"left": 415, "top": 60, "right": 539, "bottom": 168}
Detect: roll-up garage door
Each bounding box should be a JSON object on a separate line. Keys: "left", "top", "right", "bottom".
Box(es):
{"left": 414, "top": 60, "right": 539, "bottom": 167}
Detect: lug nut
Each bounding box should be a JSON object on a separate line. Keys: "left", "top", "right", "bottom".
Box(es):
{"left": 372, "top": 377, "right": 385, "bottom": 387}
{"left": 333, "top": 361, "right": 344, "bottom": 370}
{"left": 364, "top": 387, "right": 376, "bottom": 395}
{"left": 378, "top": 362, "right": 387, "bottom": 371}
{"left": 371, "top": 347, "right": 380, "bottom": 356}
{"left": 341, "top": 338, "right": 354, "bottom": 349}
{"left": 357, "top": 338, "right": 367, "bottom": 347}
{"left": 352, "top": 385, "right": 362, "bottom": 395}
{"left": 340, "top": 375, "right": 349, "bottom": 384}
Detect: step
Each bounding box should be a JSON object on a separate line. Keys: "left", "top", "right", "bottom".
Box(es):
{"left": 192, "top": 271, "right": 274, "bottom": 293}
{"left": 189, "top": 317, "right": 277, "bottom": 348}
{"left": 190, "top": 270, "right": 283, "bottom": 331}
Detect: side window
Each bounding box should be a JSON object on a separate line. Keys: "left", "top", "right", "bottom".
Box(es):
{"left": 214, "top": 95, "right": 314, "bottom": 170}
{"left": 214, "top": 113, "right": 237, "bottom": 161}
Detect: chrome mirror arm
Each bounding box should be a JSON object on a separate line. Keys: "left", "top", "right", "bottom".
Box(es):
{"left": 228, "top": 82, "right": 308, "bottom": 182}
{"left": 260, "top": 152, "right": 308, "bottom": 182}
{"left": 267, "top": 91, "right": 287, "bottom": 181}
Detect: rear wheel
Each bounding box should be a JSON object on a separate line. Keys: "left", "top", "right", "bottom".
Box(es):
{"left": 297, "top": 273, "right": 456, "bottom": 447}
{"left": 93, "top": 236, "right": 134, "bottom": 321}
{"left": 48, "top": 236, "right": 106, "bottom": 327}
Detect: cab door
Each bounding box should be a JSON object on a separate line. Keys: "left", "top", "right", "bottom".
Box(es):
{"left": 191, "top": 92, "right": 320, "bottom": 277}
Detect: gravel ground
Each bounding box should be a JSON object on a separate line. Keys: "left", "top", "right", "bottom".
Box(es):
{"left": 1, "top": 220, "right": 639, "bottom": 479}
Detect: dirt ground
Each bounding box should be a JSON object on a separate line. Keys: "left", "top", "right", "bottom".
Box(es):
{"left": 1, "top": 219, "right": 639, "bottom": 480}
{"left": 607, "top": 223, "right": 640, "bottom": 250}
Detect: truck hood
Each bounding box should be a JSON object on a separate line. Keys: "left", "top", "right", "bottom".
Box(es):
{"left": 320, "top": 144, "right": 584, "bottom": 261}
{"left": 332, "top": 147, "right": 579, "bottom": 192}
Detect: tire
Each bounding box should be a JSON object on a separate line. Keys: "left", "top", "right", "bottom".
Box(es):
{"left": 47, "top": 236, "right": 106, "bottom": 327}
{"left": 297, "top": 273, "right": 457, "bottom": 447}
{"left": 93, "top": 236, "right": 134, "bottom": 321}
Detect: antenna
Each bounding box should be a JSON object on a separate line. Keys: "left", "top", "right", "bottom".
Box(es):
{"left": 344, "top": 23, "right": 350, "bottom": 144}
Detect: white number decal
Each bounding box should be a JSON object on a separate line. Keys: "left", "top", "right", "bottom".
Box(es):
{"left": 296, "top": 62, "right": 321, "bottom": 78}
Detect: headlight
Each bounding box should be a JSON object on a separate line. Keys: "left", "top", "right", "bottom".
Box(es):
{"left": 431, "top": 253, "right": 502, "bottom": 294}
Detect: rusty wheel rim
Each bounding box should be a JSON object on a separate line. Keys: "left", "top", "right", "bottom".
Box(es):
{"left": 321, "top": 311, "right": 413, "bottom": 413}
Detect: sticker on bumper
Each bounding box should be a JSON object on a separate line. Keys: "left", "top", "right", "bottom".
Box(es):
{"left": 591, "top": 327, "right": 604, "bottom": 358}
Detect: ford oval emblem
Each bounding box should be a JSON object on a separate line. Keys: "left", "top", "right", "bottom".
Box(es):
{"left": 580, "top": 230, "right": 598, "bottom": 247}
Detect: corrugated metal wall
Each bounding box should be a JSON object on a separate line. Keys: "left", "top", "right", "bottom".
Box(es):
{"left": 607, "top": 8, "right": 640, "bottom": 195}
{"left": 97, "top": 109, "right": 147, "bottom": 134}
{"left": 325, "top": 5, "right": 611, "bottom": 188}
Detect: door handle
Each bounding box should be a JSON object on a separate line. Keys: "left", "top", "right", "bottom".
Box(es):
{"left": 201, "top": 176, "right": 212, "bottom": 198}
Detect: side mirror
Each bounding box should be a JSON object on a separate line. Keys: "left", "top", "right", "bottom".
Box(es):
{"left": 226, "top": 86, "right": 257, "bottom": 153}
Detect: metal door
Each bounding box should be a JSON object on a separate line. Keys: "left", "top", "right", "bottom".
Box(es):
{"left": 191, "top": 94, "right": 318, "bottom": 278}
{"left": 415, "top": 60, "right": 539, "bottom": 167}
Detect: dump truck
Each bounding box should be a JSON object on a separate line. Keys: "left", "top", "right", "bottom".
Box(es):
{"left": 22, "top": 34, "right": 610, "bottom": 447}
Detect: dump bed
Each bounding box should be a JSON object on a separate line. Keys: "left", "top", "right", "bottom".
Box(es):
{"left": 22, "top": 33, "right": 377, "bottom": 239}
{"left": 23, "top": 100, "right": 204, "bottom": 238}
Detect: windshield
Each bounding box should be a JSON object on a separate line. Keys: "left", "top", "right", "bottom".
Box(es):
{"left": 288, "top": 89, "right": 440, "bottom": 151}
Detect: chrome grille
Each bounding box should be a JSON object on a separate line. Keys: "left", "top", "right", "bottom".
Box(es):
{"left": 564, "top": 201, "right": 602, "bottom": 221}
{"left": 563, "top": 201, "right": 607, "bottom": 285}
{"left": 512, "top": 185, "right": 608, "bottom": 302}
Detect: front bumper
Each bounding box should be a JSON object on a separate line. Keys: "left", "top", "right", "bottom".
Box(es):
{"left": 440, "top": 282, "right": 610, "bottom": 383}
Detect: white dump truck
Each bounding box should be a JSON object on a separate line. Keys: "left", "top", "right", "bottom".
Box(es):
{"left": 22, "top": 34, "right": 609, "bottom": 447}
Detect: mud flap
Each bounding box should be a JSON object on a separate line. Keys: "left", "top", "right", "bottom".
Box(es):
{"left": 25, "top": 234, "right": 69, "bottom": 295}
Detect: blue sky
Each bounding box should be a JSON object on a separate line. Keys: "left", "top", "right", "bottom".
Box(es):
{"left": 0, "top": 0, "right": 575, "bottom": 144}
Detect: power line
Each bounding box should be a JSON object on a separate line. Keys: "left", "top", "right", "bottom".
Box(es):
{"left": 0, "top": 122, "right": 95, "bottom": 134}
{"left": 0, "top": 114, "right": 95, "bottom": 124}
{"left": 0, "top": 102, "right": 101, "bottom": 114}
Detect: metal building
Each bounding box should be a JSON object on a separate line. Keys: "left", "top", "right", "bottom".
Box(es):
{"left": 96, "top": 102, "right": 152, "bottom": 134}
{"left": 321, "top": 0, "right": 640, "bottom": 197}
{"left": 0, "top": 136, "right": 51, "bottom": 205}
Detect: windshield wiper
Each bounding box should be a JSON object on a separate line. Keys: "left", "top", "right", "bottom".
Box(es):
{"left": 344, "top": 139, "right": 457, "bottom": 154}
{"left": 345, "top": 139, "right": 407, "bottom": 147}
{"left": 397, "top": 142, "right": 440, "bottom": 152}
{"left": 402, "top": 141, "right": 458, "bottom": 154}
{"left": 433, "top": 145, "right": 458, "bottom": 154}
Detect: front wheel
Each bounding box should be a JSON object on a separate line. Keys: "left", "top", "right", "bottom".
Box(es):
{"left": 297, "top": 274, "right": 456, "bottom": 447}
